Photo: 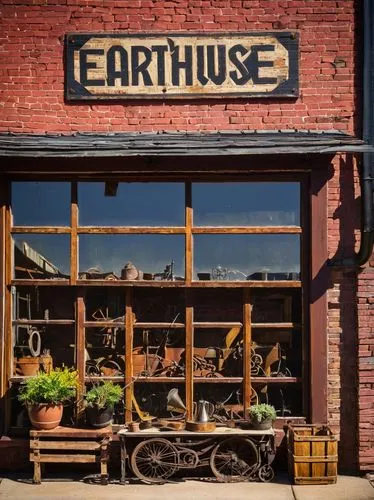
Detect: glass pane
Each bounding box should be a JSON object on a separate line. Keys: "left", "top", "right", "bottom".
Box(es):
{"left": 12, "top": 286, "right": 75, "bottom": 377}
{"left": 252, "top": 289, "right": 301, "bottom": 323}
{"left": 13, "top": 234, "right": 70, "bottom": 279}
{"left": 12, "top": 182, "right": 70, "bottom": 226}
{"left": 193, "top": 289, "right": 242, "bottom": 322}
{"left": 13, "top": 286, "right": 75, "bottom": 320}
{"left": 84, "top": 289, "right": 126, "bottom": 379}
{"left": 79, "top": 234, "right": 185, "bottom": 279}
{"left": 78, "top": 182, "right": 185, "bottom": 226}
{"left": 134, "top": 289, "right": 185, "bottom": 323}
{"left": 194, "top": 234, "right": 300, "bottom": 281}
{"left": 193, "top": 182, "right": 300, "bottom": 226}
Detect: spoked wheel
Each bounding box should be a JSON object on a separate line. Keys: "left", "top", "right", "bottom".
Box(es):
{"left": 258, "top": 464, "right": 275, "bottom": 482}
{"left": 131, "top": 438, "right": 179, "bottom": 484}
{"left": 210, "top": 437, "right": 259, "bottom": 482}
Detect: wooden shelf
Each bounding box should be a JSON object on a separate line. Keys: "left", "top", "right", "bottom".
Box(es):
{"left": 11, "top": 375, "right": 301, "bottom": 384}
{"left": 252, "top": 322, "right": 300, "bottom": 329}
{"left": 13, "top": 319, "right": 75, "bottom": 325}
{"left": 84, "top": 321, "right": 185, "bottom": 328}
{"left": 10, "top": 376, "right": 32, "bottom": 382}
{"left": 134, "top": 377, "right": 243, "bottom": 384}
{"left": 11, "top": 279, "right": 301, "bottom": 288}
{"left": 85, "top": 376, "right": 124, "bottom": 383}
{"left": 84, "top": 321, "right": 299, "bottom": 329}
{"left": 134, "top": 322, "right": 185, "bottom": 329}
{"left": 194, "top": 322, "right": 242, "bottom": 328}
{"left": 11, "top": 280, "right": 70, "bottom": 286}
{"left": 134, "top": 377, "right": 184, "bottom": 383}
{"left": 252, "top": 377, "right": 301, "bottom": 384}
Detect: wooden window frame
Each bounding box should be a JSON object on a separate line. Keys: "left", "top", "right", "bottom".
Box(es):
{"left": 0, "top": 172, "right": 329, "bottom": 433}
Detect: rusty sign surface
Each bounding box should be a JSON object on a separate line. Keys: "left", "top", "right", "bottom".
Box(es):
{"left": 65, "top": 32, "right": 299, "bottom": 100}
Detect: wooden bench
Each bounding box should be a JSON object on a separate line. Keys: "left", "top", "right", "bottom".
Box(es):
{"left": 30, "top": 426, "right": 112, "bottom": 485}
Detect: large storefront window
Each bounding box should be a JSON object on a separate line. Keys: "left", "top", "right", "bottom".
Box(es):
{"left": 8, "top": 179, "right": 304, "bottom": 430}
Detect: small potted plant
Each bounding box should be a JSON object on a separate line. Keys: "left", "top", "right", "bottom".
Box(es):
{"left": 84, "top": 381, "right": 123, "bottom": 428}
{"left": 248, "top": 403, "right": 277, "bottom": 430}
{"left": 18, "top": 367, "right": 79, "bottom": 430}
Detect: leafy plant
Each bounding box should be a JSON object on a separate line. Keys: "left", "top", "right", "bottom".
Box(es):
{"left": 84, "top": 381, "right": 123, "bottom": 410}
{"left": 248, "top": 403, "right": 276, "bottom": 423}
{"left": 18, "top": 367, "right": 79, "bottom": 406}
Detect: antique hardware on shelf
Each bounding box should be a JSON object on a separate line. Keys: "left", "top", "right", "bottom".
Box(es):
{"left": 154, "top": 260, "right": 174, "bottom": 281}
{"left": 121, "top": 262, "right": 143, "bottom": 280}
{"left": 195, "top": 400, "right": 215, "bottom": 423}
{"left": 166, "top": 388, "right": 186, "bottom": 415}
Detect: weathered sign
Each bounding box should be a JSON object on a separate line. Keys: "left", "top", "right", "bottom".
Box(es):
{"left": 65, "top": 32, "right": 299, "bottom": 100}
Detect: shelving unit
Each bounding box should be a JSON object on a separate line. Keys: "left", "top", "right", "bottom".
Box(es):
{"left": 5, "top": 179, "right": 306, "bottom": 432}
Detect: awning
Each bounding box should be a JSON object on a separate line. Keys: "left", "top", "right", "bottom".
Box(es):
{"left": 0, "top": 131, "right": 372, "bottom": 158}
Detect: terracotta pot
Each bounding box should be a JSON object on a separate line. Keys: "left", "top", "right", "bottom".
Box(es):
{"left": 28, "top": 403, "right": 63, "bottom": 430}
{"left": 128, "top": 422, "right": 140, "bottom": 432}
{"left": 16, "top": 357, "right": 40, "bottom": 376}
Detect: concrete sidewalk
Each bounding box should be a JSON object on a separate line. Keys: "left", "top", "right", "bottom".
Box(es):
{"left": 0, "top": 474, "right": 373, "bottom": 500}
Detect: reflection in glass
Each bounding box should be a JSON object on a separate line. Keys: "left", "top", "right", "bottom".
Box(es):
{"left": 193, "top": 183, "right": 300, "bottom": 226}
{"left": 79, "top": 234, "right": 185, "bottom": 279}
{"left": 13, "top": 234, "right": 70, "bottom": 279}
{"left": 12, "top": 182, "right": 70, "bottom": 226}
{"left": 194, "top": 234, "right": 300, "bottom": 280}
{"left": 79, "top": 183, "right": 185, "bottom": 226}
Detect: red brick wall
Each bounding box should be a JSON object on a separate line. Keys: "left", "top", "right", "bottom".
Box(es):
{"left": 0, "top": 0, "right": 357, "bottom": 134}
{"left": 327, "top": 154, "right": 361, "bottom": 472}
{"left": 1, "top": 0, "right": 373, "bottom": 473}
{"left": 358, "top": 256, "right": 374, "bottom": 471}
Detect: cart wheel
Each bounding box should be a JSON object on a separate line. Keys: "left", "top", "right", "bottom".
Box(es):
{"left": 131, "top": 438, "right": 179, "bottom": 484}
{"left": 258, "top": 464, "right": 275, "bottom": 482}
{"left": 210, "top": 437, "right": 259, "bottom": 482}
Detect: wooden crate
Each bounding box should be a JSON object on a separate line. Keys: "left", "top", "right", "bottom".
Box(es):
{"left": 287, "top": 424, "right": 338, "bottom": 485}
{"left": 30, "top": 426, "right": 112, "bottom": 484}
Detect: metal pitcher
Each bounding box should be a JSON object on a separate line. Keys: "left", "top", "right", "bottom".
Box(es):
{"left": 195, "top": 400, "right": 214, "bottom": 423}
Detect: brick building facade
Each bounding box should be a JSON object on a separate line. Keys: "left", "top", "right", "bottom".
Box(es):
{"left": 0, "top": 0, "right": 373, "bottom": 474}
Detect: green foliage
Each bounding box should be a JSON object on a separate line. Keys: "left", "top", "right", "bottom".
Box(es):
{"left": 84, "top": 381, "right": 123, "bottom": 410}
{"left": 18, "top": 367, "right": 79, "bottom": 406}
{"left": 248, "top": 403, "right": 277, "bottom": 423}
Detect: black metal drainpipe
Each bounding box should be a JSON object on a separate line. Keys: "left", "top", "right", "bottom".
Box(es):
{"left": 338, "top": 0, "right": 374, "bottom": 266}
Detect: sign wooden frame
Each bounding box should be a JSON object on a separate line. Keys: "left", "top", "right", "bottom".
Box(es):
{"left": 65, "top": 32, "right": 299, "bottom": 100}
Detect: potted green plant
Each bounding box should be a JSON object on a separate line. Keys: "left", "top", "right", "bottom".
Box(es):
{"left": 18, "top": 367, "right": 79, "bottom": 430}
{"left": 84, "top": 381, "right": 123, "bottom": 428}
{"left": 248, "top": 403, "right": 277, "bottom": 430}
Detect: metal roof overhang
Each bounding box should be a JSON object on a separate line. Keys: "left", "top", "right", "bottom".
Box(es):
{"left": 0, "top": 131, "right": 372, "bottom": 158}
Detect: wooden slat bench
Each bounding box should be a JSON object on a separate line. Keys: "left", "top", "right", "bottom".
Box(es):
{"left": 30, "top": 426, "right": 112, "bottom": 485}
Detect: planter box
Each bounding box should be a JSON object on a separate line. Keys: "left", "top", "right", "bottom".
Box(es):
{"left": 287, "top": 424, "right": 338, "bottom": 485}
